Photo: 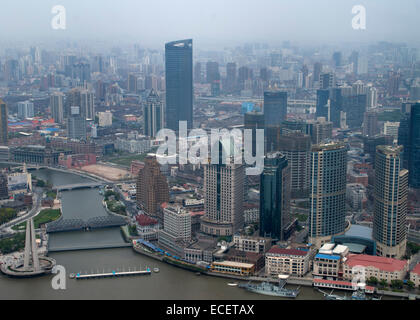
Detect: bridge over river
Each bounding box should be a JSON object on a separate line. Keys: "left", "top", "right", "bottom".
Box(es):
{"left": 46, "top": 215, "right": 127, "bottom": 233}
{"left": 48, "top": 243, "right": 132, "bottom": 253}
{"left": 53, "top": 182, "right": 105, "bottom": 192}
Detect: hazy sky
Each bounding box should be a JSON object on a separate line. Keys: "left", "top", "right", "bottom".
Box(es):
{"left": 0, "top": 0, "right": 419, "bottom": 48}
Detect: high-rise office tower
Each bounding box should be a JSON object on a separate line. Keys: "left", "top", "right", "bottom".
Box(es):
{"left": 342, "top": 93, "right": 367, "bottom": 129}
{"left": 71, "top": 62, "right": 91, "bottom": 83}
{"left": 264, "top": 90, "right": 288, "bottom": 152}
{"left": 206, "top": 61, "right": 220, "bottom": 84}
{"left": 363, "top": 135, "right": 394, "bottom": 167}
{"left": 259, "top": 67, "right": 269, "bottom": 82}
{"left": 329, "top": 87, "right": 367, "bottom": 129}
{"left": 201, "top": 142, "right": 244, "bottom": 237}
{"left": 67, "top": 106, "right": 86, "bottom": 140}
{"left": 309, "top": 142, "right": 348, "bottom": 248}
{"left": 362, "top": 111, "right": 379, "bottom": 137}
{"left": 80, "top": 90, "right": 95, "bottom": 120}
{"left": 238, "top": 66, "right": 252, "bottom": 91}
{"left": 398, "top": 113, "right": 410, "bottom": 170}
{"left": 0, "top": 99, "right": 8, "bottom": 146}
{"left": 332, "top": 51, "right": 343, "bottom": 67}
{"left": 244, "top": 111, "right": 264, "bottom": 157}
{"left": 373, "top": 145, "right": 408, "bottom": 258}
{"left": 316, "top": 89, "right": 330, "bottom": 119}
{"left": 387, "top": 71, "right": 401, "bottom": 96}
{"left": 278, "top": 132, "right": 311, "bottom": 199}
{"left": 307, "top": 117, "right": 333, "bottom": 145}
{"left": 329, "top": 87, "right": 342, "bottom": 128}
{"left": 17, "top": 101, "right": 34, "bottom": 119}
{"left": 128, "top": 74, "right": 138, "bottom": 93}
{"left": 194, "top": 62, "right": 202, "bottom": 84}
{"left": 165, "top": 39, "right": 193, "bottom": 131}
{"left": 349, "top": 51, "right": 359, "bottom": 74}
{"left": 0, "top": 172, "right": 9, "bottom": 200}
{"left": 65, "top": 88, "right": 81, "bottom": 119}
{"left": 259, "top": 152, "right": 291, "bottom": 241}
{"left": 313, "top": 62, "right": 323, "bottom": 85}
{"left": 319, "top": 72, "right": 335, "bottom": 90}
{"left": 226, "top": 62, "right": 237, "bottom": 93}
{"left": 408, "top": 103, "right": 420, "bottom": 188}
{"left": 143, "top": 89, "right": 164, "bottom": 138}
{"left": 4, "top": 59, "right": 19, "bottom": 82}
{"left": 50, "top": 92, "right": 64, "bottom": 124}
{"left": 136, "top": 154, "right": 169, "bottom": 221}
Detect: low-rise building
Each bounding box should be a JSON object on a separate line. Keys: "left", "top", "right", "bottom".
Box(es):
{"left": 135, "top": 214, "right": 159, "bottom": 241}
{"left": 244, "top": 203, "right": 259, "bottom": 224}
{"left": 265, "top": 246, "right": 311, "bottom": 277}
{"left": 343, "top": 254, "right": 408, "bottom": 284}
{"left": 233, "top": 234, "right": 272, "bottom": 253}
{"left": 225, "top": 248, "right": 265, "bottom": 271}
{"left": 210, "top": 260, "right": 255, "bottom": 276}
{"left": 313, "top": 244, "right": 350, "bottom": 280}
{"left": 58, "top": 153, "right": 96, "bottom": 169}
{"left": 410, "top": 263, "right": 420, "bottom": 288}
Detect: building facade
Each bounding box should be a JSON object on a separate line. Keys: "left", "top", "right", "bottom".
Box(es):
{"left": 165, "top": 39, "right": 193, "bottom": 131}
{"left": 373, "top": 145, "right": 408, "bottom": 259}
{"left": 143, "top": 89, "right": 164, "bottom": 138}
{"left": 201, "top": 143, "right": 245, "bottom": 237}
{"left": 309, "top": 142, "right": 348, "bottom": 248}
{"left": 0, "top": 99, "right": 8, "bottom": 146}
{"left": 265, "top": 247, "right": 311, "bottom": 277}
{"left": 259, "top": 152, "right": 291, "bottom": 241}
{"left": 136, "top": 154, "right": 169, "bottom": 220}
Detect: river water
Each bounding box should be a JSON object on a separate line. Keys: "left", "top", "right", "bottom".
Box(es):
{"left": 0, "top": 168, "right": 325, "bottom": 300}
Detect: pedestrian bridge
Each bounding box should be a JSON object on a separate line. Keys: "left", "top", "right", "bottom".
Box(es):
{"left": 53, "top": 182, "right": 104, "bottom": 192}
{"left": 46, "top": 215, "right": 127, "bottom": 233}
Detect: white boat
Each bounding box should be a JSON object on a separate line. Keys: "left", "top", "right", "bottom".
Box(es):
{"left": 153, "top": 267, "right": 160, "bottom": 273}
{"left": 227, "top": 282, "right": 238, "bottom": 287}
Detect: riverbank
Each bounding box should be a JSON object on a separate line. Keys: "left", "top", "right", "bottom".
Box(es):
{"left": 132, "top": 241, "right": 418, "bottom": 299}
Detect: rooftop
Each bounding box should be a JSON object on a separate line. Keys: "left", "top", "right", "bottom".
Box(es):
{"left": 212, "top": 260, "right": 254, "bottom": 268}
{"left": 345, "top": 254, "right": 407, "bottom": 272}
{"left": 411, "top": 262, "right": 420, "bottom": 275}
{"left": 267, "top": 247, "right": 309, "bottom": 257}
{"left": 135, "top": 214, "right": 158, "bottom": 226}
{"left": 315, "top": 254, "right": 341, "bottom": 261}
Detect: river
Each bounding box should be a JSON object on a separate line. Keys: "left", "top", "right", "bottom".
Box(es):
{"left": 0, "top": 168, "right": 324, "bottom": 300}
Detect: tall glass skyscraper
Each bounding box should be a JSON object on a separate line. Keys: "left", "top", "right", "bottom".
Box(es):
{"left": 264, "top": 90, "right": 287, "bottom": 152}
{"left": 309, "top": 142, "right": 348, "bottom": 248}
{"left": 0, "top": 99, "right": 8, "bottom": 146}
{"left": 143, "top": 89, "right": 164, "bottom": 138}
{"left": 408, "top": 103, "right": 420, "bottom": 188}
{"left": 259, "top": 152, "right": 291, "bottom": 241}
{"left": 373, "top": 145, "right": 408, "bottom": 259}
{"left": 165, "top": 39, "right": 193, "bottom": 131}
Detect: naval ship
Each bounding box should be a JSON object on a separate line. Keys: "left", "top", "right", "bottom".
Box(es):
{"left": 239, "top": 278, "right": 300, "bottom": 298}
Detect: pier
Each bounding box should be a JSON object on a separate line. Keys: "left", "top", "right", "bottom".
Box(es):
{"left": 71, "top": 267, "right": 152, "bottom": 280}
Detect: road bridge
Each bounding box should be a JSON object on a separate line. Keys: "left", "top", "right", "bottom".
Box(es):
{"left": 48, "top": 243, "right": 132, "bottom": 252}
{"left": 46, "top": 215, "right": 127, "bottom": 233}
{"left": 53, "top": 182, "right": 104, "bottom": 192}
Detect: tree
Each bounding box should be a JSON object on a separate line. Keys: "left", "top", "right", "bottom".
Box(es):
{"left": 367, "top": 276, "right": 378, "bottom": 286}
{"left": 379, "top": 279, "right": 388, "bottom": 288}
{"left": 390, "top": 280, "right": 403, "bottom": 290}
{"left": 406, "top": 280, "right": 415, "bottom": 290}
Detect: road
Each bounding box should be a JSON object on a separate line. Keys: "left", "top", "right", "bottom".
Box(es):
{"left": 0, "top": 187, "right": 43, "bottom": 237}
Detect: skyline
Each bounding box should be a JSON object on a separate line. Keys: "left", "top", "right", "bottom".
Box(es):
{"left": 0, "top": 0, "right": 419, "bottom": 49}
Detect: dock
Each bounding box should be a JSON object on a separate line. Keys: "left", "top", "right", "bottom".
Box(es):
{"left": 70, "top": 268, "right": 152, "bottom": 280}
